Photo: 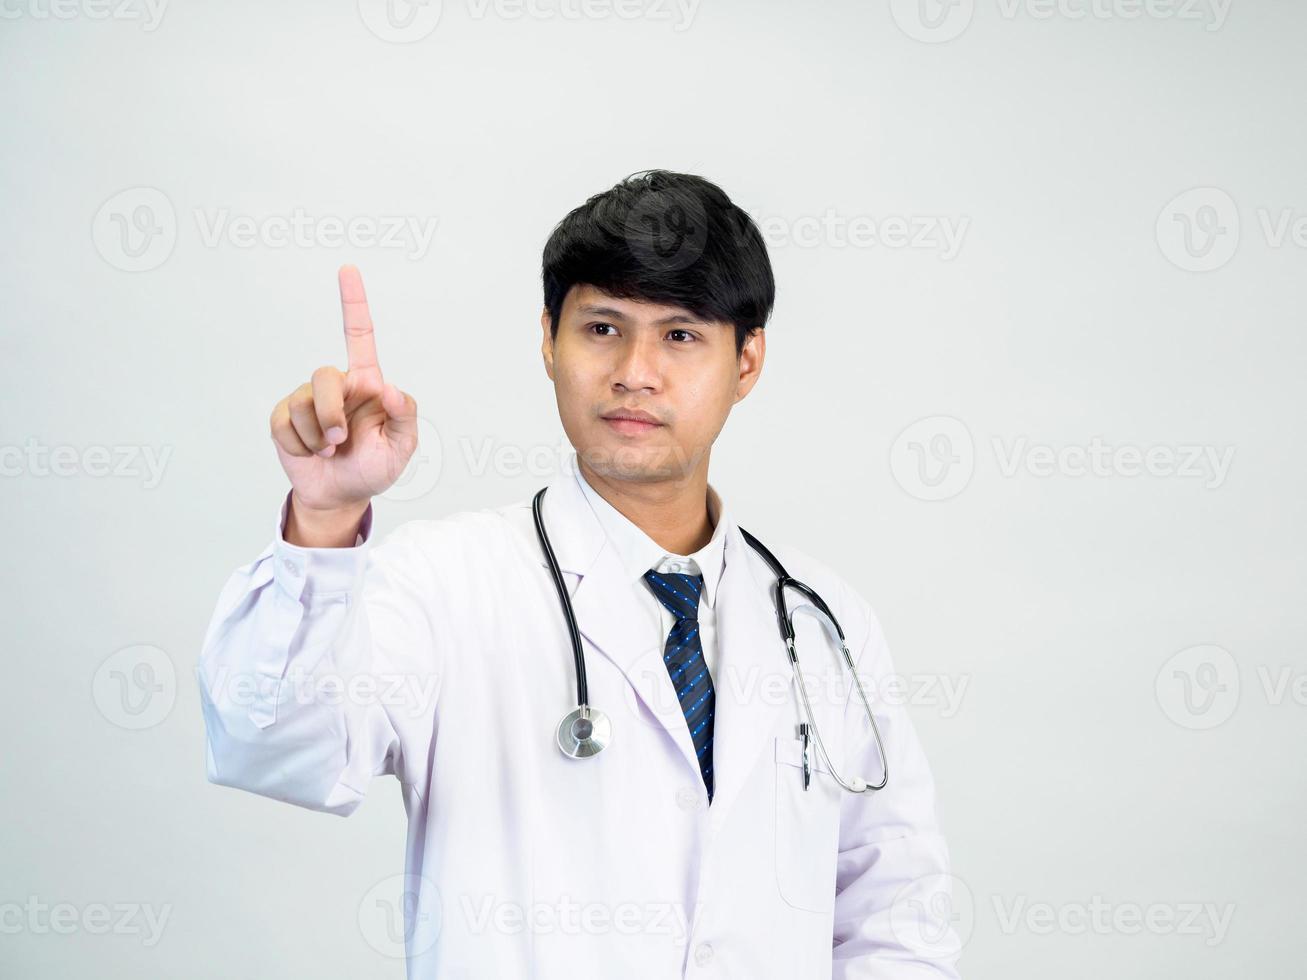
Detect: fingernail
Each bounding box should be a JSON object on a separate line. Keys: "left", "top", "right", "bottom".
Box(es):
{"left": 317, "top": 445, "right": 337, "bottom": 458}
{"left": 326, "top": 427, "right": 346, "bottom": 444}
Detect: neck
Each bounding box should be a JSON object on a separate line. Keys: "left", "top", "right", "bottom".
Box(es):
{"left": 577, "top": 457, "right": 715, "bottom": 556}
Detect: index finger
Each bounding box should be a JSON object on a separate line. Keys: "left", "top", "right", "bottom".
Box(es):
{"left": 338, "top": 264, "right": 381, "bottom": 377}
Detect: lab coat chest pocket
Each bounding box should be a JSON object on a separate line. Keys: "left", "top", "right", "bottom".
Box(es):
{"left": 773, "top": 734, "right": 842, "bottom": 913}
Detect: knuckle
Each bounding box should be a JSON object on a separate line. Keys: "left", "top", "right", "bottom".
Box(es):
{"left": 318, "top": 406, "right": 345, "bottom": 428}
{"left": 351, "top": 376, "right": 381, "bottom": 399}
{"left": 290, "top": 414, "right": 323, "bottom": 442}
{"left": 272, "top": 429, "right": 303, "bottom": 455}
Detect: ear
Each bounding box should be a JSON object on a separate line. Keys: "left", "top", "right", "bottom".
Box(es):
{"left": 733, "top": 327, "right": 765, "bottom": 403}
{"left": 540, "top": 308, "right": 556, "bottom": 381}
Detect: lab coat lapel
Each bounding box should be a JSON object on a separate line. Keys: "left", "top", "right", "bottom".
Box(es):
{"left": 533, "top": 467, "right": 705, "bottom": 782}
{"left": 705, "top": 522, "right": 794, "bottom": 820}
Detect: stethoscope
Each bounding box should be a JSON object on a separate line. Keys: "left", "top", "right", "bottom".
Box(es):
{"left": 532, "top": 486, "right": 889, "bottom": 794}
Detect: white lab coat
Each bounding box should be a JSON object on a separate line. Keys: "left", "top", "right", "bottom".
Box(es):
{"left": 196, "top": 457, "right": 962, "bottom": 979}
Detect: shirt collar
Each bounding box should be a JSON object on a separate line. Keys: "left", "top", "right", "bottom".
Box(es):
{"left": 572, "top": 462, "right": 729, "bottom": 610}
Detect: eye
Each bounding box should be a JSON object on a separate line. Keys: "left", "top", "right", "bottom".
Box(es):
{"left": 588, "top": 322, "right": 617, "bottom": 336}
{"left": 668, "top": 329, "right": 696, "bottom": 343}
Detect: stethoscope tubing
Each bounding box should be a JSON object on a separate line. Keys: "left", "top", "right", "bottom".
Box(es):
{"left": 532, "top": 485, "right": 889, "bottom": 793}
{"left": 533, "top": 487, "right": 589, "bottom": 707}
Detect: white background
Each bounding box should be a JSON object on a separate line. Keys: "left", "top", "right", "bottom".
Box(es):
{"left": 1, "top": 0, "right": 1303, "bottom": 976}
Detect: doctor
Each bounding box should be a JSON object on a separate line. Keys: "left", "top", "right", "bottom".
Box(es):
{"left": 197, "top": 170, "right": 962, "bottom": 979}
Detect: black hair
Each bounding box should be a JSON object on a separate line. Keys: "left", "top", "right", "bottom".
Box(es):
{"left": 541, "top": 170, "right": 775, "bottom": 357}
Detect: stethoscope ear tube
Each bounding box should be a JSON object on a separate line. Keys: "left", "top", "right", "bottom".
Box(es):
{"left": 736, "top": 527, "right": 886, "bottom": 792}
{"left": 738, "top": 528, "right": 844, "bottom": 646}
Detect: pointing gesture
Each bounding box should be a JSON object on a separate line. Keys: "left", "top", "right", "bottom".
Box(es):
{"left": 341, "top": 263, "right": 382, "bottom": 380}
{"left": 270, "top": 266, "right": 420, "bottom": 532}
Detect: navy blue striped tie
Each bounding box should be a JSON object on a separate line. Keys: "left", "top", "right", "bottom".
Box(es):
{"left": 643, "top": 569, "right": 715, "bottom": 802}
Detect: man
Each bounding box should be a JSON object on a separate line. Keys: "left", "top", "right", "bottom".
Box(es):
{"left": 197, "top": 170, "right": 962, "bottom": 978}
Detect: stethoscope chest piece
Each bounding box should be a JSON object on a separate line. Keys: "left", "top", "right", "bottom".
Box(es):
{"left": 556, "top": 705, "right": 611, "bottom": 759}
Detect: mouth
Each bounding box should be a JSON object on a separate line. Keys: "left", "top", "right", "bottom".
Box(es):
{"left": 600, "top": 411, "right": 665, "bottom": 436}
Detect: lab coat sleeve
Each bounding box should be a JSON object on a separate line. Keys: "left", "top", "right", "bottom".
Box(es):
{"left": 831, "top": 589, "right": 963, "bottom": 979}
{"left": 195, "top": 491, "right": 444, "bottom": 817}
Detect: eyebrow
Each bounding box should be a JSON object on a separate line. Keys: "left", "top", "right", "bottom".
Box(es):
{"left": 576, "top": 304, "right": 705, "bottom": 326}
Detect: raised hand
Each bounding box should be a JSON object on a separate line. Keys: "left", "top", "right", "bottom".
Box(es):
{"left": 270, "top": 265, "right": 419, "bottom": 534}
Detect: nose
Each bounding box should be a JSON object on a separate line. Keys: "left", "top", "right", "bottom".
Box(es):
{"left": 611, "top": 329, "right": 661, "bottom": 394}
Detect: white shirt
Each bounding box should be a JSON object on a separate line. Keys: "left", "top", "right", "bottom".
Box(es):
{"left": 572, "top": 463, "right": 728, "bottom": 679}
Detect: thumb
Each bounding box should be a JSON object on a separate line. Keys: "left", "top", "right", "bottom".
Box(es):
{"left": 380, "top": 383, "right": 418, "bottom": 442}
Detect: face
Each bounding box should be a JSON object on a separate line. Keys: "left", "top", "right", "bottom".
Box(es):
{"left": 541, "top": 284, "right": 765, "bottom": 486}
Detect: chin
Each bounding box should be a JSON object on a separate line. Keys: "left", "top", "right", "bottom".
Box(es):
{"left": 577, "top": 443, "right": 673, "bottom": 481}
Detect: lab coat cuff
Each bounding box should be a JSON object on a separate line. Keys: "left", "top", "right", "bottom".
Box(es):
{"left": 272, "top": 490, "right": 373, "bottom": 599}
